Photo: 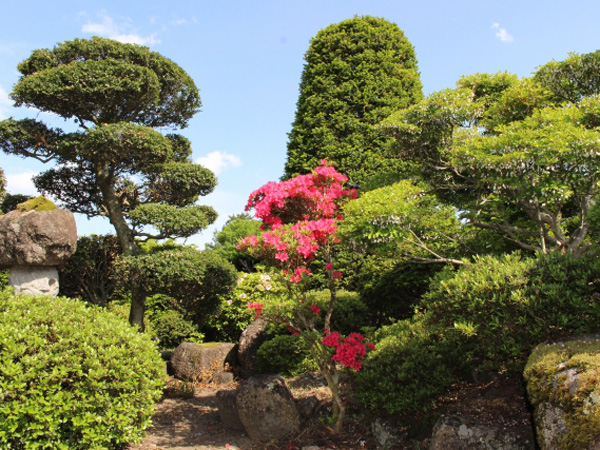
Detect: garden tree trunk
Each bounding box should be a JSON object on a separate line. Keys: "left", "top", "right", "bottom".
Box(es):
{"left": 129, "top": 284, "right": 147, "bottom": 331}
{"left": 97, "top": 164, "right": 146, "bottom": 330}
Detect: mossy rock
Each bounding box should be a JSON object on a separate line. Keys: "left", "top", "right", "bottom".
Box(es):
{"left": 16, "top": 196, "right": 57, "bottom": 212}
{"left": 524, "top": 335, "right": 600, "bottom": 450}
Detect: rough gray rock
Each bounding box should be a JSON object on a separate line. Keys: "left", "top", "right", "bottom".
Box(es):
{"left": 238, "top": 318, "right": 268, "bottom": 379}
{"left": 0, "top": 209, "right": 77, "bottom": 268}
{"left": 236, "top": 374, "right": 300, "bottom": 442}
{"left": 296, "top": 395, "right": 319, "bottom": 421}
{"left": 9, "top": 266, "right": 60, "bottom": 296}
{"left": 429, "top": 414, "right": 535, "bottom": 450}
{"left": 371, "top": 417, "right": 409, "bottom": 450}
{"left": 171, "top": 342, "right": 236, "bottom": 382}
{"left": 524, "top": 335, "right": 600, "bottom": 450}
{"left": 216, "top": 389, "right": 245, "bottom": 432}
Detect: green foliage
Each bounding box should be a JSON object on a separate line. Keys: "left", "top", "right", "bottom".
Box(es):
{"left": 357, "top": 257, "right": 440, "bottom": 323}
{"left": 13, "top": 36, "right": 200, "bottom": 128}
{"left": 0, "top": 290, "right": 164, "bottom": 449}
{"left": 534, "top": 50, "right": 600, "bottom": 103}
{"left": 257, "top": 334, "right": 317, "bottom": 376}
{"left": 284, "top": 15, "right": 423, "bottom": 186}
{"left": 128, "top": 204, "right": 217, "bottom": 239}
{"left": 203, "top": 270, "right": 289, "bottom": 341}
{"left": 115, "top": 245, "right": 237, "bottom": 325}
{"left": 150, "top": 309, "right": 204, "bottom": 349}
{"left": 422, "top": 252, "right": 600, "bottom": 370}
{"left": 356, "top": 318, "right": 468, "bottom": 414}
{"left": 307, "top": 289, "right": 368, "bottom": 335}
{"left": 1, "top": 193, "right": 34, "bottom": 213}
{"left": 453, "top": 102, "right": 600, "bottom": 255}
{"left": 15, "top": 195, "right": 56, "bottom": 211}
{"left": 0, "top": 167, "right": 5, "bottom": 206}
{"left": 0, "top": 271, "right": 7, "bottom": 290}
{"left": 59, "top": 235, "right": 122, "bottom": 306}
{"left": 207, "top": 213, "right": 262, "bottom": 272}
{"left": 340, "top": 180, "right": 466, "bottom": 264}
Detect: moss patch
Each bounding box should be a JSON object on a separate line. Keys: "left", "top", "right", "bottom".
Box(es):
{"left": 16, "top": 196, "right": 57, "bottom": 212}
{"left": 524, "top": 336, "right": 600, "bottom": 449}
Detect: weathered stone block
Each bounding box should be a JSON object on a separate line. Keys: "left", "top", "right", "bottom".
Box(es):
{"left": 171, "top": 342, "right": 236, "bottom": 382}
{"left": 236, "top": 374, "right": 300, "bottom": 442}
{"left": 524, "top": 335, "right": 600, "bottom": 450}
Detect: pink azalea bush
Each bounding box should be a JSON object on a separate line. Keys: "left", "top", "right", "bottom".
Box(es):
{"left": 238, "top": 162, "right": 374, "bottom": 432}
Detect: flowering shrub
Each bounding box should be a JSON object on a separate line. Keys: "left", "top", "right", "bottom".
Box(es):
{"left": 238, "top": 162, "right": 374, "bottom": 432}
{"left": 202, "top": 270, "right": 289, "bottom": 342}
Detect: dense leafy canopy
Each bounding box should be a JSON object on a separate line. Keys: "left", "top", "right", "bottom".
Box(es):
{"left": 382, "top": 51, "right": 600, "bottom": 257}
{"left": 284, "top": 16, "right": 423, "bottom": 186}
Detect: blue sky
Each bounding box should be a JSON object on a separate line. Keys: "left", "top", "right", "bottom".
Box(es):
{"left": 2, "top": 0, "right": 600, "bottom": 247}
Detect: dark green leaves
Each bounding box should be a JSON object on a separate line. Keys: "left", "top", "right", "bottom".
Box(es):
{"left": 285, "top": 16, "right": 423, "bottom": 185}
{"left": 15, "top": 37, "right": 200, "bottom": 128}
{"left": 13, "top": 60, "right": 160, "bottom": 124}
{"left": 129, "top": 203, "right": 217, "bottom": 238}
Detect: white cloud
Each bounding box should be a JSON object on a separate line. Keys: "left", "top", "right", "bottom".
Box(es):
{"left": 0, "top": 85, "right": 13, "bottom": 120}
{"left": 82, "top": 12, "right": 160, "bottom": 45}
{"left": 170, "top": 17, "right": 198, "bottom": 26}
{"left": 492, "top": 23, "right": 514, "bottom": 43}
{"left": 195, "top": 151, "right": 242, "bottom": 175}
{"left": 5, "top": 171, "right": 40, "bottom": 196}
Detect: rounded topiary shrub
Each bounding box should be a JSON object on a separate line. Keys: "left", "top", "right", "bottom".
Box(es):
{"left": 150, "top": 309, "right": 204, "bottom": 349}
{"left": 0, "top": 290, "right": 164, "bottom": 450}
{"left": 422, "top": 251, "right": 600, "bottom": 370}
{"left": 257, "top": 334, "right": 317, "bottom": 376}
{"left": 309, "top": 289, "right": 369, "bottom": 335}
{"left": 355, "top": 318, "right": 469, "bottom": 414}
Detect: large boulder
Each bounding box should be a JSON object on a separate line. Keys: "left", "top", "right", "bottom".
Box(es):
{"left": 238, "top": 318, "right": 268, "bottom": 378}
{"left": 216, "top": 389, "right": 245, "bottom": 431}
{"left": 0, "top": 209, "right": 77, "bottom": 268}
{"left": 429, "top": 414, "right": 535, "bottom": 450}
{"left": 236, "top": 374, "right": 300, "bottom": 442}
{"left": 524, "top": 335, "right": 600, "bottom": 450}
{"left": 171, "top": 342, "right": 237, "bottom": 382}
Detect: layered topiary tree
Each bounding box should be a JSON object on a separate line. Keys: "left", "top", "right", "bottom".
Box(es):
{"left": 284, "top": 15, "right": 423, "bottom": 186}
{"left": 0, "top": 37, "right": 217, "bottom": 328}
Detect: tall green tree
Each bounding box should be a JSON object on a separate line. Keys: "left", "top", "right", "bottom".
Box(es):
{"left": 284, "top": 15, "right": 423, "bottom": 186}
{"left": 0, "top": 37, "right": 217, "bottom": 328}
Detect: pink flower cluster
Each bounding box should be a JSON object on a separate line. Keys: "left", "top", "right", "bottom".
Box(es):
{"left": 321, "top": 330, "right": 375, "bottom": 371}
{"left": 238, "top": 161, "right": 356, "bottom": 284}
{"left": 247, "top": 301, "right": 263, "bottom": 319}
{"left": 245, "top": 160, "right": 356, "bottom": 228}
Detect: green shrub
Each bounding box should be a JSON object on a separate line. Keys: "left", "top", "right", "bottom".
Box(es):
{"left": 357, "top": 257, "right": 439, "bottom": 324}
{"left": 116, "top": 245, "right": 237, "bottom": 326}
{"left": 150, "top": 309, "right": 203, "bottom": 349}
{"left": 0, "top": 290, "right": 164, "bottom": 449}
{"left": 257, "top": 334, "right": 317, "bottom": 376}
{"left": 422, "top": 252, "right": 600, "bottom": 370}
{"left": 355, "top": 317, "right": 469, "bottom": 414}
{"left": 308, "top": 289, "right": 369, "bottom": 335}
{"left": 59, "top": 234, "right": 122, "bottom": 306}
{"left": 202, "top": 271, "right": 287, "bottom": 342}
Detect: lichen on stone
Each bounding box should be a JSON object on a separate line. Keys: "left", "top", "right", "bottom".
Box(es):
{"left": 524, "top": 337, "right": 600, "bottom": 449}
{"left": 16, "top": 196, "right": 57, "bottom": 212}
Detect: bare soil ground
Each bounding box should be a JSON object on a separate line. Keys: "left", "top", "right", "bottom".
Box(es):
{"left": 127, "top": 375, "right": 534, "bottom": 450}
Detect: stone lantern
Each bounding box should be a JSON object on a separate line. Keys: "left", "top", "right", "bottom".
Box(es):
{"left": 0, "top": 197, "right": 77, "bottom": 296}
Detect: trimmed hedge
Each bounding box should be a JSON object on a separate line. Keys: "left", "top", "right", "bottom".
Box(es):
{"left": 0, "top": 290, "right": 164, "bottom": 449}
